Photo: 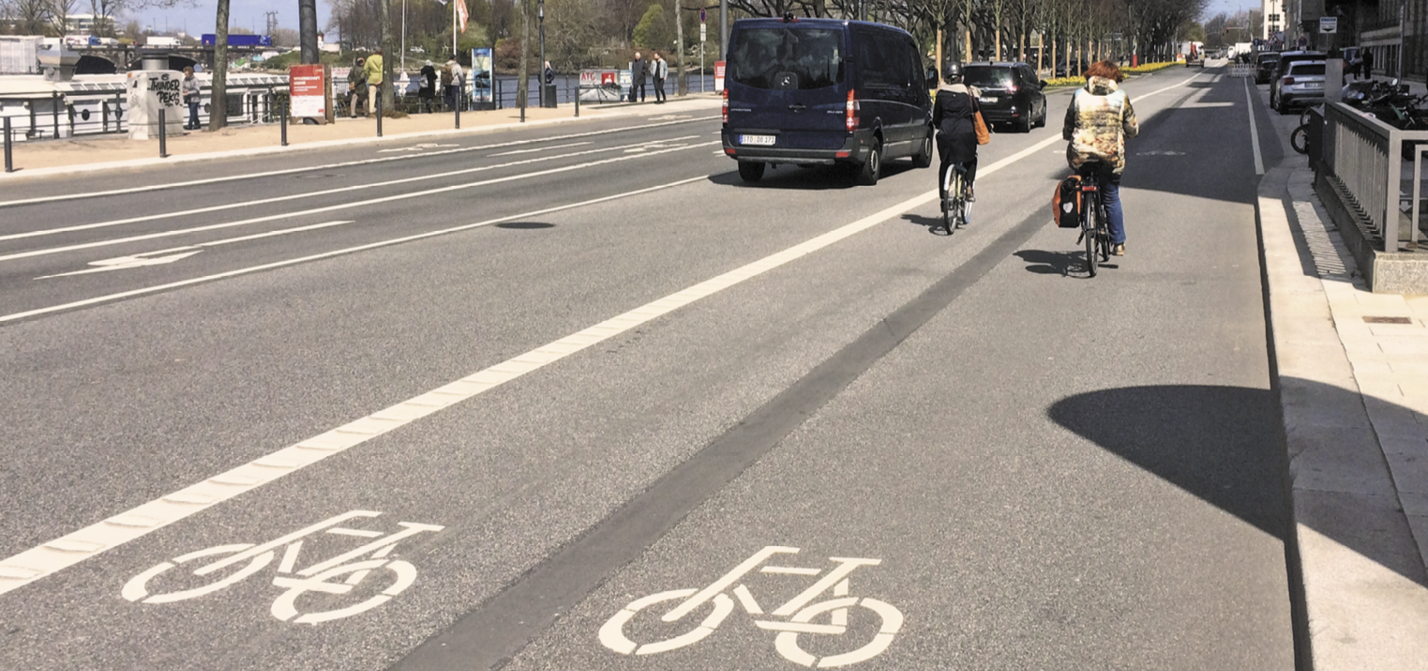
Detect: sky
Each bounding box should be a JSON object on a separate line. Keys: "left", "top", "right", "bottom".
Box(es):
{"left": 124, "top": 1, "right": 332, "bottom": 37}
{"left": 1206, "top": 0, "right": 1260, "bottom": 19}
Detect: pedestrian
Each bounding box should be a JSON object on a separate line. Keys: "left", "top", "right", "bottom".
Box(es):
{"left": 440, "top": 60, "right": 454, "bottom": 110}
{"left": 630, "top": 51, "right": 646, "bottom": 102}
{"left": 544, "top": 60, "right": 555, "bottom": 85}
{"left": 1063, "top": 60, "right": 1139, "bottom": 257}
{"left": 1361, "top": 48, "right": 1374, "bottom": 80}
{"left": 419, "top": 59, "right": 437, "bottom": 113}
{"left": 348, "top": 56, "right": 368, "bottom": 118}
{"left": 365, "top": 47, "right": 385, "bottom": 116}
{"left": 181, "top": 66, "right": 201, "bottom": 130}
{"left": 450, "top": 59, "right": 465, "bottom": 111}
{"left": 652, "top": 52, "right": 667, "bottom": 103}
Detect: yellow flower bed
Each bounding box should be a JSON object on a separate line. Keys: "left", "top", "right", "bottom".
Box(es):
{"left": 1043, "top": 62, "right": 1180, "bottom": 88}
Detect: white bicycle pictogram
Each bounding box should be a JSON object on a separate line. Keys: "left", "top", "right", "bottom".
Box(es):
{"left": 599, "top": 546, "right": 903, "bottom": 668}
{"left": 122, "top": 510, "right": 442, "bottom": 625}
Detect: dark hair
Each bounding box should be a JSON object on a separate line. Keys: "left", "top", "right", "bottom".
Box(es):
{"left": 1083, "top": 60, "right": 1123, "bottom": 82}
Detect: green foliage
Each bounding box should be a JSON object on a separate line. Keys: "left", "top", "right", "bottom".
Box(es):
{"left": 632, "top": 5, "right": 672, "bottom": 51}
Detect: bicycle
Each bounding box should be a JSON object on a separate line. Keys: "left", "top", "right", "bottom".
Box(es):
{"left": 941, "top": 163, "right": 973, "bottom": 234}
{"left": 598, "top": 545, "right": 903, "bottom": 667}
{"left": 121, "top": 510, "right": 442, "bottom": 625}
{"left": 1076, "top": 162, "right": 1112, "bottom": 277}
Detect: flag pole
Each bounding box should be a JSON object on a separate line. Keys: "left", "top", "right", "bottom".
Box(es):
{"left": 452, "top": 1, "right": 457, "bottom": 60}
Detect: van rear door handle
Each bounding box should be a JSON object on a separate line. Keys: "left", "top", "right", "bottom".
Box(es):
{"left": 787, "top": 103, "right": 807, "bottom": 112}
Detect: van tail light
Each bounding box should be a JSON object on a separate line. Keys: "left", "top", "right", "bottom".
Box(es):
{"left": 1283, "top": 76, "right": 1295, "bottom": 85}
{"left": 722, "top": 88, "right": 728, "bottom": 123}
{"left": 845, "top": 89, "right": 859, "bottom": 131}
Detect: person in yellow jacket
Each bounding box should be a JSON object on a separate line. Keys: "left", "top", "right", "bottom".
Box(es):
{"left": 364, "top": 47, "right": 385, "bottom": 116}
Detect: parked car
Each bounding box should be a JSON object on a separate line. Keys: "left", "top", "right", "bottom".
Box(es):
{"left": 1271, "top": 60, "right": 1327, "bottom": 113}
{"left": 962, "top": 62, "right": 1048, "bottom": 132}
{"left": 1254, "top": 52, "right": 1281, "bottom": 84}
{"left": 721, "top": 16, "right": 935, "bottom": 185}
{"left": 1269, "top": 50, "right": 1327, "bottom": 101}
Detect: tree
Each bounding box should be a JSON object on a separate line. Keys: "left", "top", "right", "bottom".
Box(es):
{"left": 209, "top": 0, "right": 228, "bottom": 131}
{"left": 632, "top": 4, "right": 670, "bottom": 51}
{"left": 7, "top": 0, "right": 52, "bottom": 36}
{"left": 49, "top": 0, "right": 77, "bottom": 38}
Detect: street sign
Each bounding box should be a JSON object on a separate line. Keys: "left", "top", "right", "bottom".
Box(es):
{"left": 1319, "top": 16, "right": 1338, "bottom": 34}
{"left": 701, "top": 22, "right": 706, "bottom": 42}
{"left": 700, "top": 8, "right": 706, "bottom": 22}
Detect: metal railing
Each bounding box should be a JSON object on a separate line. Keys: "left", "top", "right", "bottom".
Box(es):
{"left": 1319, "top": 101, "right": 1428, "bottom": 250}
{"left": 1229, "top": 63, "right": 1254, "bottom": 78}
{"left": 0, "top": 76, "right": 287, "bottom": 140}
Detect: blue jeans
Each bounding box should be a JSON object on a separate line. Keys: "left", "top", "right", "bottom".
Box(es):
{"left": 187, "top": 102, "right": 200, "bottom": 129}
{"left": 1101, "top": 174, "right": 1125, "bottom": 244}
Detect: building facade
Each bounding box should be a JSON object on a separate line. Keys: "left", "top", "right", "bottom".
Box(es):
{"left": 1283, "top": 0, "right": 1425, "bottom": 80}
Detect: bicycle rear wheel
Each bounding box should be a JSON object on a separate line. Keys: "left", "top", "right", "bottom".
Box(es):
{"left": 1083, "top": 192, "right": 1099, "bottom": 277}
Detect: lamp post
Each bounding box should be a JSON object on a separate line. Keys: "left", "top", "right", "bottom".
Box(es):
{"left": 538, "top": 0, "right": 546, "bottom": 107}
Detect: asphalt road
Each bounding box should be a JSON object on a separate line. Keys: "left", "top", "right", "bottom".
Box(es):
{"left": 0, "top": 64, "right": 1296, "bottom": 670}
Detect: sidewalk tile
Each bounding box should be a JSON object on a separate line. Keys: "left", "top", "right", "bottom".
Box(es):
{"left": 1378, "top": 337, "right": 1428, "bottom": 356}
{"left": 1369, "top": 323, "right": 1428, "bottom": 337}
{"left": 1290, "top": 425, "right": 1398, "bottom": 496}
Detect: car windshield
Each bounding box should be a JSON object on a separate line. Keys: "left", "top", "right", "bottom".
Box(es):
{"left": 728, "top": 27, "right": 843, "bottom": 90}
{"left": 1290, "top": 63, "right": 1326, "bottom": 75}
{"left": 963, "top": 67, "right": 1013, "bottom": 89}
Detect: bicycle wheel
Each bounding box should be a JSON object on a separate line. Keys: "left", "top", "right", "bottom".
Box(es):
{"left": 270, "top": 558, "right": 418, "bottom": 624}
{"left": 1098, "top": 207, "right": 1112, "bottom": 263}
{"left": 1290, "top": 125, "right": 1309, "bottom": 154}
{"left": 940, "top": 169, "right": 956, "bottom": 234}
{"left": 763, "top": 597, "right": 905, "bottom": 668}
{"left": 122, "top": 544, "right": 274, "bottom": 604}
{"left": 1083, "top": 193, "right": 1098, "bottom": 277}
{"left": 599, "top": 589, "right": 735, "bottom": 655}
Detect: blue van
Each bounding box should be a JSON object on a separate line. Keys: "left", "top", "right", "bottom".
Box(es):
{"left": 721, "top": 17, "right": 935, "bottom": 185}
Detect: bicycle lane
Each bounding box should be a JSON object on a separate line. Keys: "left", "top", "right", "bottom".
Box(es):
{"left": 476, "top": 67, "right": 1297, "bottom": 670}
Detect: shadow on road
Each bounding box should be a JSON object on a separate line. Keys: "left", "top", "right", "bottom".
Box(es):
{"left": 1048, "top": 382, "right": 1425, "bottom": 589}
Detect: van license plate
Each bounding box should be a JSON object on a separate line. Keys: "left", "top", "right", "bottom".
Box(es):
{"left": 740, "top": 134, "right": 775, "bottom": 146}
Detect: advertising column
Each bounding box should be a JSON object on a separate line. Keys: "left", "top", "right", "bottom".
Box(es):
{"left": 126, "top": 70, "right": 183, "bottom": 140}
{"left": 471, "top": 47, "right": 493, "bottom": 110}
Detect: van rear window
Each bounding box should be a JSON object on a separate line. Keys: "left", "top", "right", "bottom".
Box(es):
{"left": 1290, "top": 63, "right": 1326, "bottom": 75}
{"left": 729, "top": 28, "right": 843, "bottom": 90}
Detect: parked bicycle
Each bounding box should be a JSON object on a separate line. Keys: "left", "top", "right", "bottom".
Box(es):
{"left": 598, "top": 545, "right": 903, "bottom": 667}
{"left": 122, "top": 511, "right": 443, "bottom": 625}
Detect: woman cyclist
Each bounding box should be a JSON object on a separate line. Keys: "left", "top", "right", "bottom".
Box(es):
{"left": 932, "top": 63, "right": 980, "bottom": 213}
{"left": 1063, "top": 60, "right": 1138, "bottom": 255}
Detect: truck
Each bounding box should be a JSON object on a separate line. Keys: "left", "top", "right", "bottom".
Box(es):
{"left": 145, "top": 36, "right": 180, "bottom": 48}
{"left": 201, "top": 34, "right": 272, "bottom": 47}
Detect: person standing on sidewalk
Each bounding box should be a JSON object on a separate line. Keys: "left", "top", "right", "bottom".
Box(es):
{"left": 419, "top": 60, "right": 437, "bottom": 113}
{"left": 181, "top": 66, "right": 201, "bottom": 130}
{"left": 450, "top": 59, "right": 465, "bottom": 111}
{"left": 348, "top": 57, "right": 368, "bottom": 118}
{"left": 651, "top": 52, "right": 667, "bottom": 103}
{"left": 630, "top": 52, "right": 646, "bottom": 102}
{"left": 1361, "top": 49, "right": 1374, "bottom": 80}
{"left": 365, "top": 48, "right": 385, "bottom": 116}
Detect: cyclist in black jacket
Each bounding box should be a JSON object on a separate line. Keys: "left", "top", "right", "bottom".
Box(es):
{"left": 932, "top": 63, "right": 980, "bottom": 209}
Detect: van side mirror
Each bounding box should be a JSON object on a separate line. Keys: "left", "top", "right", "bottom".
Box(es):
{"left": 925, "top": 66, "right": 938, "bottom": 88}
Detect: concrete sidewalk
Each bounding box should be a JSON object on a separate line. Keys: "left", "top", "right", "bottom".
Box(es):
{"left": 1262, "top": 149, "right": 1428, "bottom": 668}
{"left": 0, "top": 94, "right": 723, "bottom": 179}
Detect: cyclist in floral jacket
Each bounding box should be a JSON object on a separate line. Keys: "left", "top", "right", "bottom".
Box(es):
{"left": 1063, "top": 61, "right": 1138, "bottom": 256}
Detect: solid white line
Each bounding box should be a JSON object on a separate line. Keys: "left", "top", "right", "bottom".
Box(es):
{"left": 0, "top": 124, "right": 1062, "bottom": 596}
{"left": 0, "top": 136, "right": 700, "bottom": 245}
{"left": 1134, "top": 73, "right": 1205, "bottom": 101}
{"left": 1244, "top": 76, "right": 1266, "bottom": 175}
{"left": 0, "top": 115, "right": 721, "bottom": 209}
{"left": 489, "top": 141, "right": 592, "bottom": 156}
{"left": 0, "top": 140, "right": 712, "bottom": 262}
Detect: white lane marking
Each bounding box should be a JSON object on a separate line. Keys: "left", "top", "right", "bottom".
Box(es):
{"left": 489, "top": 141, "right": 592, "bottom": 156}
{"left": 1244, "top": 76, "right": 1265, "bottom": 175}
{"left": 1133, "top": 73, "right": 1204, "bottom": 100}
{"left": 35, "top": 220, "right": 355, "bottom": 279}
{"left": 0, "top": 136, "right": 700, "bottom": 246}
{"left": 377, "top": 143, "right": 460, "bottom": 153}
{"left": 0, "top": 115, "right": 722, "bottom": 209}
{"left": 0, "top": 128, "right": 1060, "bottom": 595}
{"left": 0, "top": 141, "right": 709, "bottom": 263}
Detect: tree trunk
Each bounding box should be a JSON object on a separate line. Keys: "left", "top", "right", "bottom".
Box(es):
{"left": 299, "top": 0, "right": 318, "bottom": 64}
{"left": 381, "top": 0, "right": 393, "bottom": 112}
{"left": 676, "top": 6, "right": 686, "bottom": 96}
{"left": 209, "top": 0, "right": 229, "bottom": 131}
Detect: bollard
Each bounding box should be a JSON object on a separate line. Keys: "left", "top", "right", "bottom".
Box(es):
{"left": 574, "top": 84, "right": 580, "bottom": 118}
{"left": 51, "top": 91, "right": 59, "bottom": 139}
{"left": 4, "top": 116, "right": 12, "bottom": 173}
{"left": 158, "top": 109, "right": 168, "bottom": 158}
{"left": 376, "top": 92, "right": 383, "bottom": 137}
{"left": 280, "top": 98, "right": 288, "bottom": 147}
{"left": 455, "top": 99, "right": 460, "bottom": 129}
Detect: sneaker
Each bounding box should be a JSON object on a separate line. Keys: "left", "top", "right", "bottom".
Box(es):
{"left": 1112, "top": 243, "right": 1125, "bottom": 256}
{"left": 966, "top": 187, "right": 976, "bottom": 202}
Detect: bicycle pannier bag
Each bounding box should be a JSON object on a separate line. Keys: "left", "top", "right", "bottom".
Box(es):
{"left": 1053, "top": 175, "right": 1082, "bottom": 228}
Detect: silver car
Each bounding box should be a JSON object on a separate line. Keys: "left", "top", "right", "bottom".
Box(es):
{"left": 1273, "top": 60, "right": 1326, "bottom": 114}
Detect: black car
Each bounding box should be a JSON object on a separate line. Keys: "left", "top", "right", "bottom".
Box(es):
{"left": 1254, "top": 52, "right": 1280, "bottom": 84}
{"left": 962, "top": 62, "right": 1048, "bottom": 132}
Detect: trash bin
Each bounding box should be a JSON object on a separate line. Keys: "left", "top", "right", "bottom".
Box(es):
{"left": 541, "top": 83, "right": 557, "bottom": 108}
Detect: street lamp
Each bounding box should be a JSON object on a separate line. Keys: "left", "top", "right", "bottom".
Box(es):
{"left": 538, "top": 0, "right": 546, "bottom": 107}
